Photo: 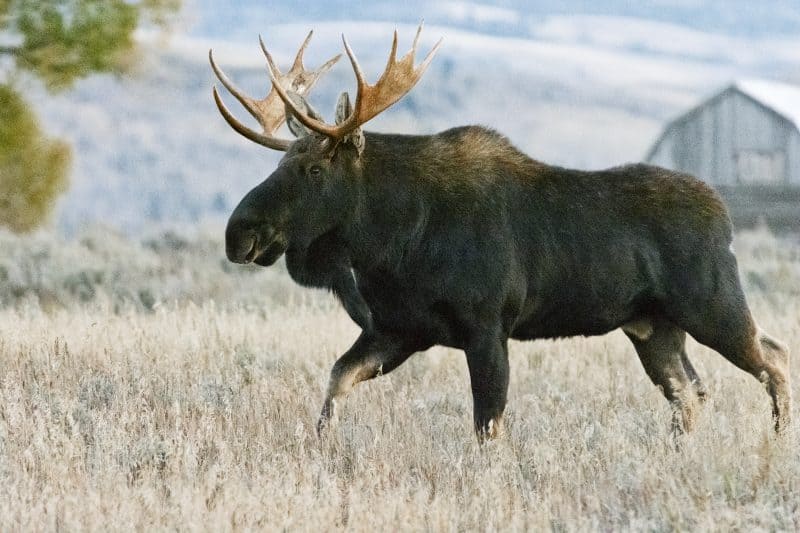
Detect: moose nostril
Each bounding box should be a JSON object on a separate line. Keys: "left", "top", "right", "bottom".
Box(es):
{"left": 243, "top": 235, "right": 258, "bottom": 263}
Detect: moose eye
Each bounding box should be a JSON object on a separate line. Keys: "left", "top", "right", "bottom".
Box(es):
{"left": 309, "top": 165, "right": 322, "bottom": 177}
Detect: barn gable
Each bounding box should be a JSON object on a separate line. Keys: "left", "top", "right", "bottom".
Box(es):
{"left": 646, "top": 79, "right": 800, "bottom": 187}
{"left": 735, "top": 79, "right": 800, "bottom": 130}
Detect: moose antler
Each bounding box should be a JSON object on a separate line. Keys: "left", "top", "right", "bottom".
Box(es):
{"left": 263, "top": 23, "right": 442, "bottom": 142}
{"left": 209, "top": 31, "right": 341, "bottom": 150}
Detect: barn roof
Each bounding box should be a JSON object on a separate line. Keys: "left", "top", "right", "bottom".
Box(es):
{"left": 734, "top": 79, "right": 800, "bottom": 129}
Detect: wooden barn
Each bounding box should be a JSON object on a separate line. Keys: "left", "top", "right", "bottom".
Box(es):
{"left": 646, "top": 79, "right": 800, "bottom": 187}
{"left": 646, "top": 79, "right": 800, "bottom": 228}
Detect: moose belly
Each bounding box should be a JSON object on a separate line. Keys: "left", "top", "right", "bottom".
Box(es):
{"left": 511, "top": 310, "right": 627, "bottom": 340}
{"left": 511, "top": 282, "right": 649, "bottom": 340}
{"left": 358, "top": 273, "right": 475, "bottom": 349}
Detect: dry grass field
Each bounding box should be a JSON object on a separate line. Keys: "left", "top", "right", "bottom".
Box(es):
{"left": 0, "top": 225, "right": 799, "bottom": 531}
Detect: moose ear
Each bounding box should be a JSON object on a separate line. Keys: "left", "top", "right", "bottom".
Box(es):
{"left": 334, "top": 91, "right": 353, "bottom": 124}
{"left": 285, "top": 91, "right": 325, "bottom": 139}
{"left": 335, "top": 92, "right": 365, "bottom": 155}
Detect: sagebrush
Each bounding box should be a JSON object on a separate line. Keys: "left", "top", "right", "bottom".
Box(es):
{"left": 0, "top": 226, "right": 798, "bottom": 530}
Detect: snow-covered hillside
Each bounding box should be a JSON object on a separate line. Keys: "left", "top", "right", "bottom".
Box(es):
{"left": 22, "top": 9, "right": 800, "bottom": 233}
{"left": 187, "top": 0, "right": 800, "bottom": 40}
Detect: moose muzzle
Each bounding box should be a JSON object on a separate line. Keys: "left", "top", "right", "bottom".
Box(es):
{"left": 225, "top": 221, "right": 288, "bottom": 266}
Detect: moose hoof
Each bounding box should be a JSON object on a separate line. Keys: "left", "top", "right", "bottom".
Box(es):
{"left": 476, "top": 416, "right": 505, "bottom": 444}
{"left": 316, "top": 399, "right": 337, "bottom": 437}
{"left": 316, "top": 416, "right": 330, "bottom": 437}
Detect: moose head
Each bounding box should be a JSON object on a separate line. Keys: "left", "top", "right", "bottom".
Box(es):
{"left": 210, "top": 26, "right": 441, "bottom": 267}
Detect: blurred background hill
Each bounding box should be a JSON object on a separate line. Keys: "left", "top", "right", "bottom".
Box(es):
{"left": 4, "top": 0, "right": 800, "bottom": 234}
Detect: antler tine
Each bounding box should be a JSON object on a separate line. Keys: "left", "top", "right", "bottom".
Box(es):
{"left": 417, "top": 36, "right": 443, "bottom": 76}
{"left": 212, "top": 86, "right": 290, "bottom": 151}
{"left": 210, "top": 32, "right": 341, "bottom": 150}
{"left": 411, "top": 22, "right": 423, "bottom": 60}
{"left": 388, "top": 30, "right": 399, "bottom": 65}
{"left": 316, "top": 53, "right": 342, "bottom": 79}
{"left": 291, "top": 30, "right": 314, "bottom": 71}
{"left": 269, "top": 23, "right": 442, "bottom": 142}
{"left": 342, "top": 34, "right": 368, "bottom": 90}
{"left": 209, "top": 49, "right": 266, "bottom": 125}
{"left": 258, "top": 35, "right": 279, "bottom": 73}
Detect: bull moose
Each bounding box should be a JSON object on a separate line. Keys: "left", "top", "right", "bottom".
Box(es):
{"left": 209, "top": 26, "right": 791, "bottom": 441}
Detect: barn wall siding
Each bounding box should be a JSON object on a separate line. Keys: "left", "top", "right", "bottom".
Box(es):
{"left": 789, "top": 132, "right": 800, "bottom": 185}
{"left": 713, "top": 95, "right": 729, "bottom": 183}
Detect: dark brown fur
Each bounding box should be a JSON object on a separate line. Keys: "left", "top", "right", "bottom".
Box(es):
{"left": 226, "top": 125, "right": 791, "bottom": 440}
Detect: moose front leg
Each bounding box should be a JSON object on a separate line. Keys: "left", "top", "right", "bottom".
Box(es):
{"left": 317, "top": 332, "right": 415, "bottom": 435}
{"left": 465, "top": 332, "right": 510, "bottom": 442}
{"left": 331, "top": 269, "right": 373, "bottom": 333}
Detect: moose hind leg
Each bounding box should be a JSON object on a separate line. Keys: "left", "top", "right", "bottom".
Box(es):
{"left": 666, "top": 249, "right": 791, "bottom": 431}
{"left": 759, "top": 330, "right": 791, "bottom": 426}
{"left": 676, "top": 303, "right": 791, "bottom": 432}
{"left": 625, "top": 318, "right": 702, "bottom": 434}
{"left": 750, "top": 330, "right": 792, "bottom": 431}
{"left": 748, "top": 328, "right": 791, "bottom": 431}
{"left": 702, "top": 325, "right": 790, "bottom": 431}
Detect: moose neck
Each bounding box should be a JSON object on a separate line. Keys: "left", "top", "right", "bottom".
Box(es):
{"left": 341, "top": 132, "right": 432, "bottom": 272}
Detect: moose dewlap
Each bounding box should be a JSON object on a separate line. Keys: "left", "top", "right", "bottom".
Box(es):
{"left": 209, "top": 25, "right": 791, "bottom": 442}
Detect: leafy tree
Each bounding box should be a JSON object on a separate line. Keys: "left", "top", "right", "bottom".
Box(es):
{"left": 0, "top": 0, "right": 179, "bottom": 232}
{"left": 0, "top": 85, "right": 70, "bottom": 232}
